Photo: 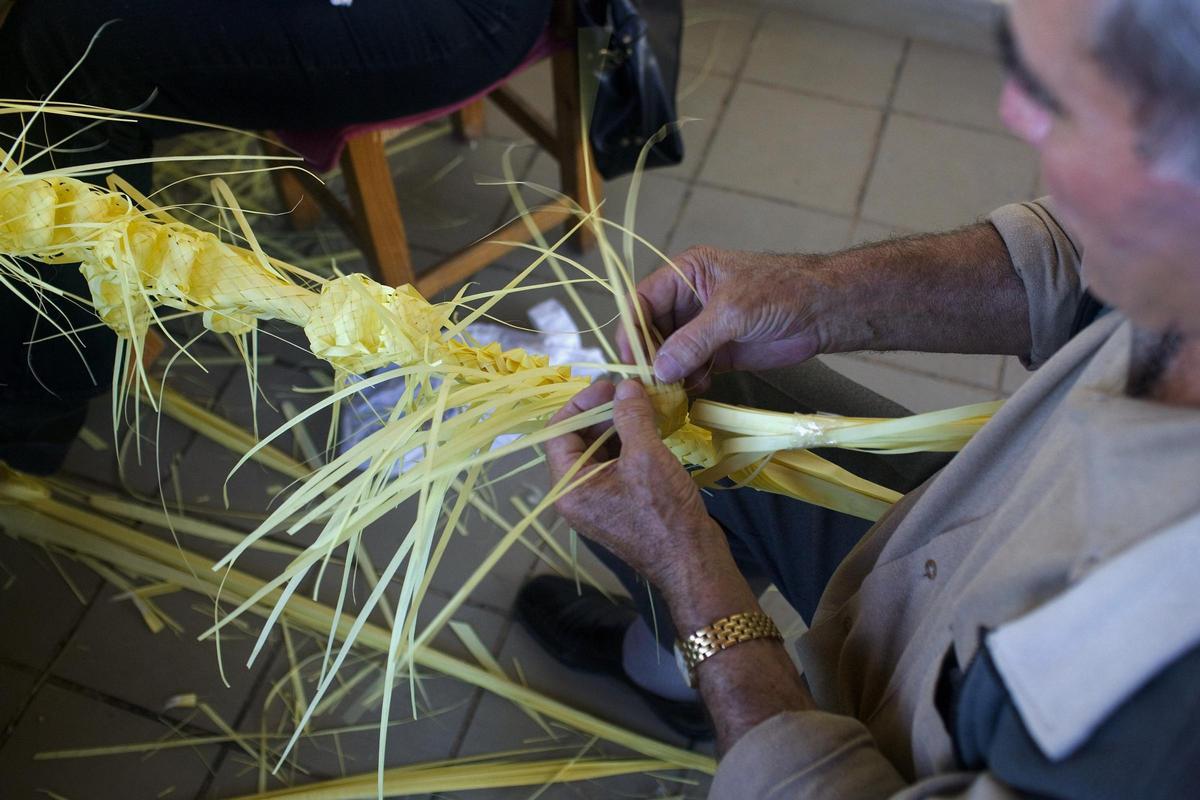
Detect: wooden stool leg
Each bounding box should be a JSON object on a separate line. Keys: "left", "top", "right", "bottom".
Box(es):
{"left": 451, "top": 99, "right": 487, "bottom": 141}
{"left": 551, "top": 1, "right": 602, "bottom": 252}
{"left": 340, "top": 131, "right": 416, "bottom": 288}
{"left": 264, "top": 140, "right": 323, "bottom": 230}
{"left": 141, "top": 329, "right": 166, "bottom": 372}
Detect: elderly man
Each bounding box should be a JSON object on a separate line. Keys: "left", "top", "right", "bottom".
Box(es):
{"left": 516, "top": 0, "right": 1200, "bottom": 796}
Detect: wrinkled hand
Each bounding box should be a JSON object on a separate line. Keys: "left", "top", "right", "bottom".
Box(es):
{"left": 544, "top": 379, "right": 726, "bottom": 588}
{"left": 622, "top": 246, "right": 833, "bottom": 392}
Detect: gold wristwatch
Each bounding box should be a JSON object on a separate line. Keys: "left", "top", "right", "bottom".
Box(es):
{"left": 674, "top": 611, "right": 783, "bottom": 688}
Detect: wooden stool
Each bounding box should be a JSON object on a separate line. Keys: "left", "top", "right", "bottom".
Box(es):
{"left": 269, "top": 0, "right": 602, "bottom": 297}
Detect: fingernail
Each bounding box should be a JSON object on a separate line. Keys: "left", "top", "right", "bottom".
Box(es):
{"left": 654, "top": 353, "right": 680, "bottom": 383}
{"left": 615, "top": 380, "right": 642, "bottom": 400}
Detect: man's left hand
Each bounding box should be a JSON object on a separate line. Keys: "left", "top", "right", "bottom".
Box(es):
{"left": 544, "top": 379, "right": 728, "bottom": 590}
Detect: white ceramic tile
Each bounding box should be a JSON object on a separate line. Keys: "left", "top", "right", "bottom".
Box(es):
{"left": 772, "top": 0, "right": 1003, "bottom": 54}
{"left": 0, "top": 531, "right": 99, "bottom": 671}
{"left": 53, "top": 585, "right": 276, "bottom": 725}
{"left": 496, "top": 63, "right": 731, "bottom": 185}
{"left": 669, "top": 183, "right": 853, "bottom": 254}
{"left": 164, "top": 364, "right": 331, "bottom": 535}
{"left": 1000, "top": 354, "right": 1033, "bottom": 395}
{"left": 862, "top": 114, "right": 1038, "bottom": 231}
{"left": 455, "top": 624, "right": 701, "bottom": 795}
{"left": 484, "top": 59, "right": 555, "bottom": 143}
{"left": 356, "top": 499, "right": 541, "bottom": 619}
{"left": 1035, "top": 168, "right": 1050, "bottom": 199}
{"left": 58, "top": 382, "right": 200, "bottom": 497}
{"left": 854, "top": 351, "right": 1004, "bottom": 390}
{"left": 849, "top": 218, "right": 915, "bottom": 247}
{"left": 681, "top": 0, "right": 760, "bottom": 77}
{"left": 436, "top": 252, "right": 619, "bottom": 350}
{"left": 661, "top": 68, "right": 736, "bottom": 180}
{"left": 0, "top": 683, "right": 220, "bottom": 800}
{"left": 528, "top": 529, "right": 632, "bottom": 603}
{"left": 701, "top": 83, "right": 883, "bottom": 214}
{"left": 343, "top": 453, "right": 553, "bottom": 617}
{"left": 894, "top": 40, "right": 1009, "bottom": 133}
{"left": 420, "top": 455, "right": 549, "bottom": 614}
{"left": 384, "top": 134, "right": 541, "bottom": 258}
{"left": 522, "top": 150, "right": 691, "bottom": 259}
{"left": 744, "top": 12, "right": 905, "bottom": 106}
{"left": 0, "top": 662, "right": 37, "bottom": 735}
{"left": 820, "top": 354, "right": 999, "bottom": 413}
{"left": 202, "top": 604, "right": 507, "bottom": 798}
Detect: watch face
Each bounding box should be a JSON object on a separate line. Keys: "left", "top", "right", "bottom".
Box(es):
{"left": 673, "top": 643, "right": 694, "bottom": 689}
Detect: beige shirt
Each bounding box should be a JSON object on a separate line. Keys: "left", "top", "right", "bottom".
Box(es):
{"left": 710, "top": 200, "right": 1200, "bottom": 798}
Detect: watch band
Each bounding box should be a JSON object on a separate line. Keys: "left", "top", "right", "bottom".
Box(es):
{"left": 676, "top": 611, "right": 782, "bottom": 682}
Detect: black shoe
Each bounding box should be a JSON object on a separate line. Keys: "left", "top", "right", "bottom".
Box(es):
{"left": 514, "top": 574, "right": 713, "bottom": 740}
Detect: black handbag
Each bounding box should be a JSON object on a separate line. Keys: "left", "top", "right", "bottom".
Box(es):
{"left": 580, "top": 0, "right": 684, "bottom": 180}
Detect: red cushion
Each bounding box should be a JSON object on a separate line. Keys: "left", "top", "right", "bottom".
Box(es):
{"left": 276, "top": 30, "right": 563, "bottom": 171}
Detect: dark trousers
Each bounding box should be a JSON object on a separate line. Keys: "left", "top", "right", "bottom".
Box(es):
{"left": 587, "top": 361, "right": 953, "bottom": 647}
{"left": 0, "top": 0, "right": 552, "bottom": 471}
{"left": 0, "top": 0, "right": 553, "bottom": 163}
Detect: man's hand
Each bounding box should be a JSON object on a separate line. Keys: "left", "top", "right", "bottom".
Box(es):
{"left": 624, "top": 225, "right": 1035, "bottom": 391}
{"left": 544, "top": 378, "right": 729, "bottom": 589}
{"left": 545, "top": 378, "right": 818, "bottom": 754}
{"left": 627, "top": 246, "right": 835, "bottom": 391}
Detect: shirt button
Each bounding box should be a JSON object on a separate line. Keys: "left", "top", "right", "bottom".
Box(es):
{"left": 924, "top": 559, "right": 938, "bottom": 580}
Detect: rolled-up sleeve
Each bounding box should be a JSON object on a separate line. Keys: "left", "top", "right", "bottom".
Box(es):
{"left": 709, "top": 712, "right": 1027, "bottom": 799}
{"left": 710, "top": 711, "right": 908, "bottom": 798}
{"left": 987, "top": 198, "right": 1084, "bottom": 369}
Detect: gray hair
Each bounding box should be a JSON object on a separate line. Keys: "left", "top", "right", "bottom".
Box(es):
{"left": 1093, "top": 0, "right": 1200, "bottom": 182}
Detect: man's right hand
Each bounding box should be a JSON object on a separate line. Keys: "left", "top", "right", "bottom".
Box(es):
{"left": 628, "top": 246, "right": 838, "bottom": 391}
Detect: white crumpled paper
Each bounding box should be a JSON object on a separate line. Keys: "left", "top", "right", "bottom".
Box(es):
{"left": 337, "top": 299, "right": 605, "bottom": 477}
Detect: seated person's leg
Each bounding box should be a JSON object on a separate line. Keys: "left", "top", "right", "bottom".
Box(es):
{"left": 0, "top": 14, "right": 143, "bottom": 473}
{"left": 0, "top": 264, "right": 117, "bottom": 474}
{"left": 3, "top": 0, "right": 555, "bottom": 137}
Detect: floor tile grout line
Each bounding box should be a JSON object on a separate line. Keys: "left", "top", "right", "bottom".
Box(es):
{"left": 663, "top": 4, "right": 770, "bottom": 253}
{"left": 444, "top": 528, "right": 549, "bottom": 762}
{"left": 0, "top": 659, "right": 41, "bottom": 747}
{"left": 150, "top": 353, "right": 245, "bottom": 497}
{"left": 688, "top": 177, "right": 858, "bottom": 226}
{"left": 995, "top": 356, "right": 1010, "bottom": 395}
{"left": 890, "top": 108, "right": 1016, "bottom": 141}
{"left": 839, "top": 352, "right": 1008, "bottom": 395}
{"left": 1, "top": 659, "right": 225, "bottom": 749}
{"left": 485, "top": 143, "right": 543, "bottom": 234}
{"left": 758, "top": 0, "right": 1000, "bottom": 57}
{"left": 24, "top": 657, "right": 221, "bottom": 737}
{"left": 849, "top": 38, "right": 912, "bottom": 242}
{"left": 0, "top": 579, "right": 103, "bottom": 752}
{"left": 1028, "top": 163, "right": 1043, "bottom": 199}
{"left": 731, "top": 78, "right": 1017, "bottom": 142}
{"left": 191, "top": 642, "right": 287, "bottom": 800}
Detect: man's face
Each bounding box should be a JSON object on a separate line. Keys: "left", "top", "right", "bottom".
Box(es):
{"left": 1000, "top": 0, "right": 1200, "bottom": 336}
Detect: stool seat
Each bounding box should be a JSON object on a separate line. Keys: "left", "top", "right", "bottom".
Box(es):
{"left": 267, "top": 1, "right": 601, "bottom": 298}
{"left": 276, "top": 32, "right": 563, "bottom": 173}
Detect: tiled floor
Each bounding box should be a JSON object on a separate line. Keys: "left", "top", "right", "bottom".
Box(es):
{"left": 0, "top": 2, "right": 1040, "bottom": 798}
